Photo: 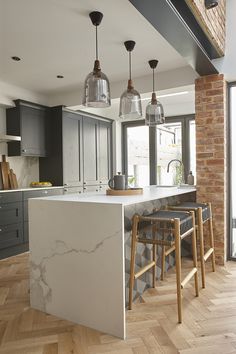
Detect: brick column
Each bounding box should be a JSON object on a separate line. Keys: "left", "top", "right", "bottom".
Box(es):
{"left": 195, "top": 74, "right": 227, "bottom": 265}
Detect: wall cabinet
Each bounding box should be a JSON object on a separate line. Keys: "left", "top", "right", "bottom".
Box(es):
{"left": 6, "top": 100, "right": 47, "bottom": 157}
{"left": 39, "top": 106, "right": 112, "bottom": 190}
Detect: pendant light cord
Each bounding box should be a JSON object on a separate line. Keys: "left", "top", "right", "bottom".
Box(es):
{"left": 95, "top": 25, "right": 98, "bottom": 60}
{"left": 129, "top": 51, "right": 132, "bottom": 81}
{"left": 152, "top": 68, "right": 155, "bottom": 92}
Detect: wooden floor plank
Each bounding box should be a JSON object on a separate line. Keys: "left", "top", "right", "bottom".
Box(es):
{"left": 0, "top": 254, "right": 236, "bottom": 353}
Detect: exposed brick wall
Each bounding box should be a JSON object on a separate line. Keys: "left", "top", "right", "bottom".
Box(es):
{"left": 185, "top": 0, "right": 226, "bottom": 56}
{"left": 195, "top": 74, "right": 227, "bottom": 265}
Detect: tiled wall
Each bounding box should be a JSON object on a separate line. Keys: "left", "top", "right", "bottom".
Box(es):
{"left": 185, "top": 0, "right": 226, "bottom": 56}
{"left": 195, "top": 74, "right": 227, "bottom": 265}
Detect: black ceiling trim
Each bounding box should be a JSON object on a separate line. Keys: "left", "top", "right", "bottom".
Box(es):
{"left": 129, "top": 0, "right": 219, "bottom": 76}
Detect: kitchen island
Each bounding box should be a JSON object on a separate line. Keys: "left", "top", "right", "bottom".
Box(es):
{"left": 29, "top": 186, "right": 196, "bottom": 339}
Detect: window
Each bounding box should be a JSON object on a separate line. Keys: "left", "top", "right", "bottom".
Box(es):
{"left": 123, "top": 115, "right": 195, "bottom": 187}
{"left": 229, "top": 84, "right": 236, "bottom": 259}
{"left": 127, "top": 125, "right": 149, "bottom": 187}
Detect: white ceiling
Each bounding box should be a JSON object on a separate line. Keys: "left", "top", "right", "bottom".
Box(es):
{"left": 0, "top": 0, "right": 188, "bottom": 95}
{"left": 70, "top": 85, "right": 195, "bottom": 120}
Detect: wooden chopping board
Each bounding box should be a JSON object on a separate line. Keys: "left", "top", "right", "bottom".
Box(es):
{"left": 0, "top": 155, "right": 10, "bottom": 190}
{"left": 9, "top": 169, "right": 18, "bottom": 189}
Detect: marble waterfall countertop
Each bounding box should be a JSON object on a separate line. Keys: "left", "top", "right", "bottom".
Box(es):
{"left": 31, "top": 185, "right": 196, "bottom": 205}
{"left": 29, "top": 185, "right": 196, "bottom": 339}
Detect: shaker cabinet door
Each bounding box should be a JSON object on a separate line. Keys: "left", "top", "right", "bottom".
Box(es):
{"left": 63, "top": 113, "right": 83, "bottom": 186}
{"left": 21, "top": 106, "right": 46, "bottom": 157}
{"left": 99, "top": 121, "right": 112, "bottom": 185}
{"left": 83, "top": 118, "right": 99, "bottom": 185}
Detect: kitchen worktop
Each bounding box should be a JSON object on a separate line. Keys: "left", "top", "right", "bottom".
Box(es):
{"left": 32, "top": 185, "right": 196, "bottom": 205}
{"left": 0, "top": 186, "right": 63, "bottom": 193}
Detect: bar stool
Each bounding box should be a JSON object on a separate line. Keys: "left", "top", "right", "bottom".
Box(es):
{"left": 165, "top": 202, "right": 215, "bottom": 288}
{"left": 129, "top": 209, "right": 199, "bottom": 323}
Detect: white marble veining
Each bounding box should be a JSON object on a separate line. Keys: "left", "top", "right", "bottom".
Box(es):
{"left": 29, "top": 187, "right": 195, "bottom": 339}
{"left": 29, "top": 200, "right": 125, "bottom": 338}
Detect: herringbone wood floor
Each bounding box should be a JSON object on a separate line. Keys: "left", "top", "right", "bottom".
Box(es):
{"left": 0, "top": 253, "right": 236, "bottom": 354}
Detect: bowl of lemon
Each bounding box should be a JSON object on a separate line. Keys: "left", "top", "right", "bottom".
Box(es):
{"left": 30, "top": 181, "right": 52, "bottom": 188}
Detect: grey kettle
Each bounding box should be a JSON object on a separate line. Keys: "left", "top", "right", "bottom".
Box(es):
{"left": 108, "top": 172, "right": 126, "bottom": 190}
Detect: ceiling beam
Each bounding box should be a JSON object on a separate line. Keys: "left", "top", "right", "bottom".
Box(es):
{"left": 129, "top": 0, "right": 219, "bottom": 76}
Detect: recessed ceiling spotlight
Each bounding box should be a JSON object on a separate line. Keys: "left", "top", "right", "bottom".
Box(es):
{"left": 57, "top": 75, "right": 64, "bottom": 78}
{"left": 11, "top": 56, "right": 21, "bottom": 61}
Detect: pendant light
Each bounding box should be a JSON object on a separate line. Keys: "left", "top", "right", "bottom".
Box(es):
{"left": 82, "top": 11, "right": 111, "bottom": 108}
{"left": 119, "top": 40, "right": 142, "bottom": 119}
{"left": 145, "top": 60, "right": 165, "bottom": 126}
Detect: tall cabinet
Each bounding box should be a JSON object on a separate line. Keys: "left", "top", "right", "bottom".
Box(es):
{"left": 39, "top": 106, "right": 112, "bottom": 193}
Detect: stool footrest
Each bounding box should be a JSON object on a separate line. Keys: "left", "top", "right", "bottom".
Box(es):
{"left": 165, "top": 245, "right": 176, "bottom": 256}
{"left": 204, "top": 248, "right": 214, "bottom": 261}
{"left": 181, "top": 267, "right": 198, "bottom": 289}
{"left": 137, "top": 238, "right": 173, "bottom": 247}
{"left": 134, "top": 261, "right": 156, "bottom": 279}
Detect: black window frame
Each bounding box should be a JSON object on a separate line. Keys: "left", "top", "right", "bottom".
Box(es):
{"left": 122, "top": 114, "right": 195, "bottom": 185}
{"left": 228, "top": 82, "right": 235, "bottom": 261}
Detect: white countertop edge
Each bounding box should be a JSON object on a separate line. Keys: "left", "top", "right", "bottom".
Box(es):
{"left": 0, "top": 186, "right": 64, "bottom": 193}
{"left": 29, "top": 186, "right": 196, "bottom": 206}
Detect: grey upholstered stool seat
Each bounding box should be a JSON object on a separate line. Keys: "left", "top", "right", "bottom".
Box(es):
{"left": 167, "top": 202, "right": 215, "bottom": 288}
{"left": 129, "top": 209, "right": 199, "bottom": 323}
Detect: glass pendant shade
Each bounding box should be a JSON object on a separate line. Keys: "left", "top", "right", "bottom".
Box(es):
{"left": 82, "top": 11, "right": 111, "bottom": 108}
{"left": 119, "top": 41, "right": 142, "bottom": 119}
{"left": 145, "top": 60, "right": 165, "bottom": 126}
{"left": 83, "top": 60, "right": 111, "bottom": 108}
{"left": 119, "top": 80, "right": 142, "bottom": 119}
{"left": 145, "top": 94, "right": 165, "bottom": 126}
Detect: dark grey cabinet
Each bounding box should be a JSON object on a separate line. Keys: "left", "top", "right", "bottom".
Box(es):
{"left": 7, "top": 100, "right": 47, "bottom": 157}
{"left": 63, "top": 113, "right": 83, "bottom": 187}
{"left": 0, "top": 191, "right": 23, "bottom": 253}
{"left": 39, "top": 107, "right": 83, "bottom": 187}
{"left": 98, "top": 120, "right": 112, "bottom": 185}
{"left": 83, "top": 117, "right": 99, "bottom": 186}
{"left": 39, "top": 107, "right": 112, "bottom": 190}
{"left": 0, "top": 188, "right": 64, "bottom": 258}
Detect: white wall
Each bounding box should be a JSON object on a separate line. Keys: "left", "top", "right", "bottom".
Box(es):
{"left": 213, "top": 0, "right": 236, "bottom": 81}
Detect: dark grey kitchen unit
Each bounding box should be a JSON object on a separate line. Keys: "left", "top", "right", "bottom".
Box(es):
{"left": 0, "top": 188, "right": 64, "bottom": 259}
{"left": 6, "top": 100, "right": 48, "bottom": 157}
{"left": 0, "top": 191, "right": 25, "bottom": 259}
{"left": 39, "top": 106, "right": 112, "bottom": 192}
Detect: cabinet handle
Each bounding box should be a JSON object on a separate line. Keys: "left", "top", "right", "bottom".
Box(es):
{"left": 84, "top": 187, "right": 87, "bottom": 190}
{"left": 79, "top": 191, "right": 81, "bottom": 194}
{"left": 100, "top": 181, "right": 102, "bottom": 184}
{"left": 0, "top": 229, "right": 2, "bottom": 232}
{"left": 64, "top": 183, "right": 68, "bottom": 186}
{"left": 83, "top": 182, "right": 87, "bottom": 185}
{"left": 64, "top": 189, "right": 68, "bottom": 192}
{"left": 22, "top": 149, "right": 26, "bottom": 153}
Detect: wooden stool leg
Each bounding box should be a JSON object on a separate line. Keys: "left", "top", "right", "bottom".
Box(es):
{"left": 197, "top": 208, "right": 206, "bottom": 289}
{"left": 208, "top": 203, "right": 216, "bottom": 272}
{"left": 174, "top": 219, "right": 182, "bottom": 323}
{"left": 129, "top": 215, "right": 139, "bottom": 310}
{"left": 161, "top": 245, "right": 165, "bottom": 281}
{"left": 191, "top": 211, "right": 199, "bottom": 297}
{"left": 153, "top": 244, "right": 156, "bottom": 287}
